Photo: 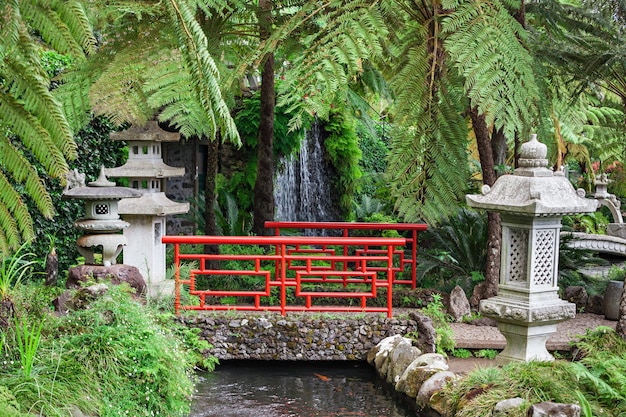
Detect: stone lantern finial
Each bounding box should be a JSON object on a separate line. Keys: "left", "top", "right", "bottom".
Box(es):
{"left": 518, "top": 134, "right": 548, "bottom": 168}
{"left": 89, "top": 166, "right": 116, "bottom": 187}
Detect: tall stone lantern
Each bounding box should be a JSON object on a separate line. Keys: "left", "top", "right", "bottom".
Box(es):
{"left": 466, "top": 134, "right": 598, "bottom": 364}
{"left": 104, "top": 122, "right": 189, "bottom": 296}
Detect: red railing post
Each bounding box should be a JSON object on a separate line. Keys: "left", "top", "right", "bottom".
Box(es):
{"left": 411, "top": 229, "right": 418, "bottom": 289}
{"left": 280, "top": 242, "right": 287, "bottom": 316}
{"left": 386, "top": 244, "right": 394, "bottom": 318}
{"left": 174, "top": 242, "right": 181, "bottom": 315}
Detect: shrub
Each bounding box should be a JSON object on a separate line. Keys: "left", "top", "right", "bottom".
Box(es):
{"left": 1, "top": 283, "right": 200, "bottom": 416}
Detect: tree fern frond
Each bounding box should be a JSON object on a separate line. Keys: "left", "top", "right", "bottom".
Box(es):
{"left": 4, "top": 54, "right": 77, "bottom": 160}
{"left": 275, "top": 1, "right": 387, "bottom": 129}
{"left": 443, "top": 0, "right": 539, "bottom": 138}
{"left": 388, "top": 87, "right": 470, "bottom": 224}
{"left": 0, "top": 91, "right": 69, "bottom": 179}
{"left": 0, "top": 1, "right": 21, "bottom": 52}
{"left": 0, "top": 135, "right": 55, "bottom": 219}
{"left": 144, "top": 52, "right": 218, "bottom": 139}
{"left": 21, "top": 0, "right": 90, "bottom": 57}
{"left": 166, "top": 0, "right": 240, "bottom": 144}
{"left": 0, "top": 170, "right": 35, "bottom": 249}
{"left": 89, "top": 61, "right": 152, "bottom": 126}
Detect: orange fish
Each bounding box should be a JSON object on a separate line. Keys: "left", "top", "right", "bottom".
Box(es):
{"left": 314, "top": 373, "right": 329, "bottom": 381}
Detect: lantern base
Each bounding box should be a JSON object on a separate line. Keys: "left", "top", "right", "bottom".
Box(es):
{"left": 480, "top": 295, "right": 576, "bottom": 365}
{"left": 495, "top": 322, "right": 557, "bottom": 365}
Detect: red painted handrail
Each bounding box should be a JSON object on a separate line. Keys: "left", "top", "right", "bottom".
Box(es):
{"left": 265, "top": 221, "right": 428, "bottom": 289}
{"left": 162, "top": 235, "right": 406, "bottom": 317}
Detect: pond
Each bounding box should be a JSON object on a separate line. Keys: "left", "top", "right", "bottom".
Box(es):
{"left": 189, "top": 361, "right": 417, "bottom": 417}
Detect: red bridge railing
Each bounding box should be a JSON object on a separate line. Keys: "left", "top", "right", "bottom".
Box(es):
{"left": 265, "top": 221, "right": 428, "bottom": 289}
{"left": 162, "top": 235, "right": 407, "bottom": 317}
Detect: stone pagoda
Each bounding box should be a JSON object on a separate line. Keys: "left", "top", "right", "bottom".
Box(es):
{"left": 104, "top": 122, "right": 189, "bottom": 296}
{"left": 466, "top": 134, "right": 598, "bottom": 364}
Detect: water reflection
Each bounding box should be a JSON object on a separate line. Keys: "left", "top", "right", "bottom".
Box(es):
{"left": 190, "top": 361, "right": 415, "bottom": 417}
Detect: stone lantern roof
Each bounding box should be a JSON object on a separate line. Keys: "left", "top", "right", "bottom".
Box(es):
{"left": 466, "top": 134, "right": 598, "bottom": 216}
{"left": 104, "top": 121, "right": 184, "bottom": 179}
{"left": 63, "top": 167, "right": 142, "bottom": 200}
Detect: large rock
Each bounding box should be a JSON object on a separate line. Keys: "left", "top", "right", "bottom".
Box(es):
{"left": 67, "top": 264, "right": 146, "bottom": 296}
{"left": 563, "top": 286, "right": 588, "bottom": 312}
{"left": 448, "top": 285, "right": 471, "bottom": 322}
{"left": 585, "top": 294, "right": 604, "bottom": 315}
{"left": 367, "top": 335, "right": 406, "bottom": 376}
{"left": 416, "top": 371, "right": 457, "bottom": 415}
{"left": 395, "top": 353, "right": 449, "bottom": 398}
{"left": 616, "top": 278, "right": 626, "bottom": 339}
{"left": 386, "top": 338, "right": 422, "bottom": 385}
{"left": 527, "top": 402, "right": 581, "bottom": 417}
{"left": 409, "top": 311, "right": 437, "bottom": 353}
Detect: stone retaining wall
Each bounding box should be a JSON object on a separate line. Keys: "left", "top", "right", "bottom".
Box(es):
{"left": 181, "top": 311, "right": 436, "bottom": 361}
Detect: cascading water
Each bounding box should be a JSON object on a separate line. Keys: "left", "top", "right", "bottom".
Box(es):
{"left": 274, "top": 120, "right": 339, "bottom": 234}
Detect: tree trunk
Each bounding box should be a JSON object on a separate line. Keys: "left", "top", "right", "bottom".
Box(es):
{"left": 491, "top": 127, "right": 507, "bottom": 173}
{"left": 252, "top": 0, "right": 275, "bottom": 236}
{"left": 616, "top": 276, "right": 626, "bottom": 340}
{"left": 204, "top": 137, "right": 219, "bottom": 257}
{"left": 469, "top": 107, "right": 501, "bottom": 307}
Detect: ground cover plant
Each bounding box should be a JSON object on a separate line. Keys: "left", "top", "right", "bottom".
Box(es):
{"left": 0, "top": 280, "right": 212, "bottom": 417}
{"left": 441, "top": 326, "right": 626, "bottom": 417}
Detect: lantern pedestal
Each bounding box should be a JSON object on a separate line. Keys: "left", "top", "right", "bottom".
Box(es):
{"left": 481, "top": 296, "right": 574, "bottom": 364}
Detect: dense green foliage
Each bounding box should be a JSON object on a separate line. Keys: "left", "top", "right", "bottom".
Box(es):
{"left": 444, "top": 326, "right": 626, "bottom": 417}
{"left": 415, "top": 209, "right": 488, "bottom": 294}
{"left": 323, "top": 108, "right": 362, "bottom": 216}
{"left": 230, "top": 90, "right": 304, "bottom": 216}
{"left": 1, "top": 282, "right": 208, "bottom": 417}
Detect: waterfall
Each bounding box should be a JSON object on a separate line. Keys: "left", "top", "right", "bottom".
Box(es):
{"left": 274, "top": 121, "right": 338, "bottom": 234}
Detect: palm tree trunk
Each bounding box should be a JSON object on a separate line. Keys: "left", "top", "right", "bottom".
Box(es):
{"left": 252, "top": 0, "right": 275, "bottom": 236}
{"left": 469, "top": 106, "right": 501, "bottom": 307}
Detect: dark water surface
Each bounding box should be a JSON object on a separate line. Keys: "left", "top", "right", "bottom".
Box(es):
{"left": 189, "top": 361, "right": 416, "bottom": 417}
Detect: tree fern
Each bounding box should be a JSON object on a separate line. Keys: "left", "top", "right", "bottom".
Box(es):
{"left": 443, "top": 0, "right": 539, "bottom": 139}
{"left": 57, "top": 0, "right": 242, "bottom": 145}
{"left": 272, "top": 1, "right": 388, "bottom": 130}
{"left": 0, "top": 0, "right": 93, "bottom": 254}
{"left": 165, "top": 0, "right": 239, "bottom": 144}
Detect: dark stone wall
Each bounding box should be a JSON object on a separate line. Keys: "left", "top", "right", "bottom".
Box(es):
{"left": 163, "top": 140, "right": 197, "bottom": 235}
{"left": 181, "top": 311, "right": 435, "bottom": 361}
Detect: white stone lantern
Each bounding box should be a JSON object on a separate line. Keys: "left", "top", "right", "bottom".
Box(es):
{"left": 104, "top": 122, "right": 189, "bottom": 296}
{"left": 63, "top": 168, "right": 141, "bottom": 266}
{"left": 466, "top": 134, "right": 598, "bottom": 364}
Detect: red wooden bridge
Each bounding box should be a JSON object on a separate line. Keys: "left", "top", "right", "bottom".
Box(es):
{"left": 162, "top": 222, "right": 427, "bottom": 317}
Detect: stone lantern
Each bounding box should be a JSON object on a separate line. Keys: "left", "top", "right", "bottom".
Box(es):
{"left": 62, "top": 167, "right": 141, "bottom": 266}
{"left": 466, "top": 134, "right": 598, "bottom": 364}
{"left": 104, "top": 122, "right": 189, "bottom": 296}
